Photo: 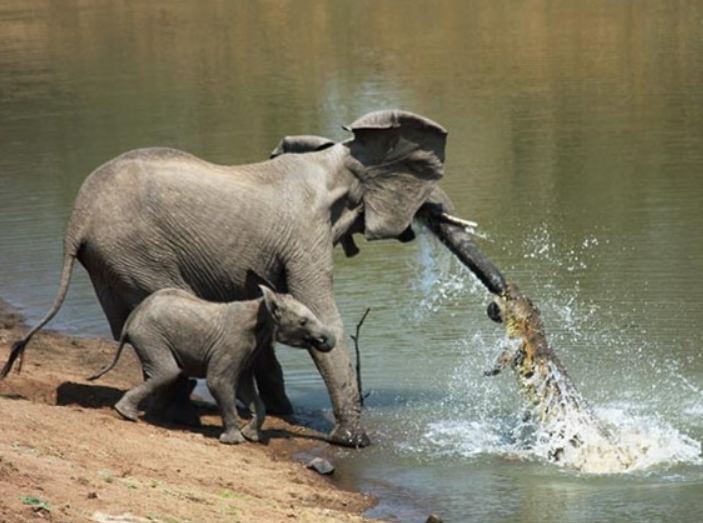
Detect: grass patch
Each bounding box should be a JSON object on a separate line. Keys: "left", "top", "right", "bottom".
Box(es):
{"left": 22, "top": 495, "right": 51, "bottom": 512}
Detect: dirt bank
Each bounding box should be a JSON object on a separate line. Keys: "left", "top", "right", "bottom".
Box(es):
{"left": 0, "top": 299, "right": 376, "bottom": 523}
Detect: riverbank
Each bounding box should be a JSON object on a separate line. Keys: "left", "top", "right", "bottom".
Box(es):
{"left": 0, "top": 299, "right": 377, "bottom": 522}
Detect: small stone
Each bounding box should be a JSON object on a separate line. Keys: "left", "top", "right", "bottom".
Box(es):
{"left": 426, "top": 515, "right": 443, "bottom": 523}
{"left": 87, "top": 492, "right": 98, "bottom": 499}
{"left": 306, "top": 457, "right": 334, "bottom": 475}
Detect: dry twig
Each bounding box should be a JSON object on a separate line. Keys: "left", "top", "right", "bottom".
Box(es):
{"left": 350, "top": 308, "right": 371, "bottom": 407}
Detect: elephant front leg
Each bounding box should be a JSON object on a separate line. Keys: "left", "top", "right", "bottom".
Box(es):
{"left": 253, "top": 343, "right": 293, "bottom": 416}
{"left": 238, "top": 369, "right": 266, "bottom": 443}
{"left": 288, "top": 274, "right": 370, "bottom": 448}
{"left": 314, "top": 315, "right": 370, "bottom": 447}
{"left": 206, "top": 374, "right": 245, "bottom": 445}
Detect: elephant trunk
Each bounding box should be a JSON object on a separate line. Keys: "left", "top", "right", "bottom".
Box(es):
{"left": 418, "top": 190, "right": 507, "bottom": 295}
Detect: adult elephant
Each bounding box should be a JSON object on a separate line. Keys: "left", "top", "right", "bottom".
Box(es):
{"left": 1, "top": 110, "right": 505, "bottom": 447}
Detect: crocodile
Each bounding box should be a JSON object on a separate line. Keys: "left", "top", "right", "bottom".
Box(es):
{"left": 485, "top": 283, "right": 633, "bottom": 471}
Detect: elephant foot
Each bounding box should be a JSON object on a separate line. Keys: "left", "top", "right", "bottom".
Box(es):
{"left": 241, "top": 423, "right": 262, "bottom": 443}
{"left": 327, "top": 424, "right": 371, "bottom": 448}
{"left": 219, "top": 429, "right": 246, "bottom": 445}
{"left": 114, "top": 398, "right": 139, "bottom": 422}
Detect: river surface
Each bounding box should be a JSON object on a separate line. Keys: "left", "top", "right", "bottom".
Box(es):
{"left": 1, "top": 1, "right": 702, "bottom": 521}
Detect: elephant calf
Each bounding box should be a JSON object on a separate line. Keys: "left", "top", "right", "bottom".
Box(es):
{"left": 88, "top": 286, "right": 335, "bottom": 444}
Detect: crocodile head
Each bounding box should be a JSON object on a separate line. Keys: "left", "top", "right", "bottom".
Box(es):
{"left": 488, "top": 283, "right": 553, "bottom": 379}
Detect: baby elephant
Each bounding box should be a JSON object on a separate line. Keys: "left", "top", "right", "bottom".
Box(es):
{"left": 88, "top": 286, "right": 335, "bottom": 444}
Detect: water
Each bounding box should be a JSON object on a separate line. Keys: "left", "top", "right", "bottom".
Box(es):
{"left": 329, "top": 233, "right": 703, "bottom": 520}
{"left": 1, "top": 1, "right": 702, "bottom": 521}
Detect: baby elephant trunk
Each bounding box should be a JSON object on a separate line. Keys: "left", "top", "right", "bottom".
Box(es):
{"left": 307, "top": 329, "right": 336, "bottom": 353}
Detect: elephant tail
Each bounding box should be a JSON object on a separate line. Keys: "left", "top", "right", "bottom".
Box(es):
{"left": 1, "top": 249, "right": 78, "bottom": 379}
{"left": 87, "top": 331, "right": 130, "bottom": 382}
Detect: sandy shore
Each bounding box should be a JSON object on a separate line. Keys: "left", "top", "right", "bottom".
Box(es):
{"left": 0, "top": 299, "right": 377, "bottom": 523}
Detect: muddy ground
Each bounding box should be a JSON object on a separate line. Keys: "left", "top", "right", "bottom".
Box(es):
{"left": 0, "top": 299, "right": 376, "bottom": 523}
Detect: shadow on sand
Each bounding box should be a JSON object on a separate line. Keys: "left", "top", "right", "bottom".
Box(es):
{"left": 55, "top": 380, "right": 329, "bottom": 445}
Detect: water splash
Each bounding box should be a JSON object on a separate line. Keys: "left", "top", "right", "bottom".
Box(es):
{"left": 409, "top": 229, "right": 487, "bottom": 317}
{"left": 400, "top": 225, "right": 702, "bottom": 475}
{"left": 405, "top": 400, "right": 701, "bottom": 474}
{"left": 515, "top": 360, "right": 701, "bottom": 474}
{"left": 595, "top": 406, "right": 702, "bottom": 471}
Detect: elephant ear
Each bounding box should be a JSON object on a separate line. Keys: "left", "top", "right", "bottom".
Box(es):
{"left": 270, "top": 135, "right": 335, "bottom": 158}
{"left": 343, "top": 110, "right": 447, "bottom": 240}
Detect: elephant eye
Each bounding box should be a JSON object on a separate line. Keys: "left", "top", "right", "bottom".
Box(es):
{"left": 299, "top": 318, "right": 308, "bottom": 327}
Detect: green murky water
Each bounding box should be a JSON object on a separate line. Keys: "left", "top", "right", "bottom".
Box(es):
{"left": 1, "top": 2, "right": 702, "bottom": 521}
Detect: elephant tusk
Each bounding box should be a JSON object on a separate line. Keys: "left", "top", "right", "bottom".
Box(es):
{"left": 438, "top": 212, "right": 478, "bottom": 230}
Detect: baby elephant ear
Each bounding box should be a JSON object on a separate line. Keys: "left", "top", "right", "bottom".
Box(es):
{"left": 344, "top": 110, "right": 447, "bottom": 240}
{"left": 258, "top": 285, "right": 281, "bottom": 319}
{"left": 270, "top": 135, "right": 335, "bottom": 158}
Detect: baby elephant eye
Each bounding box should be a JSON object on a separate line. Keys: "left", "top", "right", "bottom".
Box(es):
{"left": 299, "top": 318, "right": 308, "bottom": 327}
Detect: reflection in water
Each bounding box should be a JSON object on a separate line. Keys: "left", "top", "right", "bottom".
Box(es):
{"left": 1, "top": 1, "right": 702, "bottom": 522}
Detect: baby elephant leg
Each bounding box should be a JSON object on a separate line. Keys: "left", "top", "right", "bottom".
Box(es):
{"left": 115, "top": 354, "right": 181, "bottom": 422}
{"left": 238, "top": 369, "right": 266, "bottom": 443}
{"left": 206, "top": 372, "right": 244, "bottom": 445}
{"left": 148, "top": 376, "right": 201, "bottom": 427}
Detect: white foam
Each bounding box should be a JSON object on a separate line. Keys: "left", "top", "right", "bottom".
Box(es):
{"left": 405, "top": 404, "right": 701, "bottom": 475}
{"left": 595, "top": 406, "right": 703, "bottom": 472}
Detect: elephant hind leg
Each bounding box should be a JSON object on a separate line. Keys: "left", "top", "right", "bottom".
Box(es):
{"left": 116, "top": 371, "right": 181, "bottom": 422}
{"left": 89, "top": 275, "right": 134, "bottom": 340}
{"left": 116, "top": 351, "right": 181, "bottom": 422}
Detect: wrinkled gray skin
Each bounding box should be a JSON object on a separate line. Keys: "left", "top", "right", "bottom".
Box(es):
{"left": 88, "top": 286, "right": 335, "bottom": 444}
{"left": 1, "top": 109, "right": 506, "bottom": 447}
